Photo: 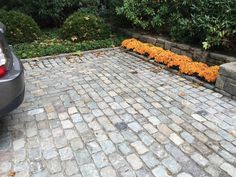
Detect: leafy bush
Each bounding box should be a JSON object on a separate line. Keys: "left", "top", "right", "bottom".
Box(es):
{"left": 0, "top": 10, "right": 41, "bottom": 43}
{"left": 99, "top": 0, "right": 131, "bottom": 28}
{"left": 14, "top": 37, "right": 125, "bottom": 59}
{"left": 168, "top": 0, "right": 236, "bottom": 50}
{"left": 0, "top": 9, "right": 6, "bottom": 17}
{"left": 117, "top": 0, "right": 236, "bottom": 50}
{"left": 116, "top": 0, "right": 158, "bottom": 30}
{"left": 60, "top": 12, "right": 111, "bottom": 42}
{"left": 190, "top": 0, "right": 236, "bottom": 49}
{"left": 170, "top": 17, "right": 200, "bottom": 44}
{"left": 0, "top": 0, "right": 100, "bottom": 27}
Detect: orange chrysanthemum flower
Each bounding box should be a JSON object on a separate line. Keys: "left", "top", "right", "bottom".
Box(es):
{"left": 121, "top": 38, "right": 219, "bottom": 83}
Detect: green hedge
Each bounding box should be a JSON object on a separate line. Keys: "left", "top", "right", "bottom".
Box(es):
{"left": 117, "top": 0, "right": 236, "bottom": 50}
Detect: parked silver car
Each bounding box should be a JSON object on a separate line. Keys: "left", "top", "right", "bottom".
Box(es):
{"left": 0, "top": 22, "right": 25, "bottom": 116}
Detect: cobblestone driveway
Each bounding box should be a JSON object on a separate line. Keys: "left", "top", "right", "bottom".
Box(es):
{"left": 1, "top": 49, "right": 236, "bottom": 177}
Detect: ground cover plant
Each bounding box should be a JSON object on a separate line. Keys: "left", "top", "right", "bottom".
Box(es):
{"left": 122, "top": 38, "right": 220, "bottom": 83}
{"left": 13, "top": 28, "right": 124, "bottom": 59}
{"left": 14, "top": 36, "right": 124, "bottom": 59}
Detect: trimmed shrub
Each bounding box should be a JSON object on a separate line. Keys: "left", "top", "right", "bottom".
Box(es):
{"left": 0, "top": 10, "right": 41, "bottom": 43}
{"left": 0, "top": 0, "right": 100, "bottom": 27}
{"left": 60, "top": 12, "right": 111, "bottom": 42}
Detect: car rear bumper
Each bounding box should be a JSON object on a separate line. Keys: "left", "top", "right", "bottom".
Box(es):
{"left": 0, "top": 86, "right": 25, "bottom": 116}
{"left": 0, "top": 51, "right": 25, "bottom": 116}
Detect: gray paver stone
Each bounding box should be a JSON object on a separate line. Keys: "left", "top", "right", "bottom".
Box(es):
{"left": 80, "top": 163, "right": 100, "bottom": 177}
{"left": 141, "top": 152, "right": 160, "bottom": 168}
{"left": 59, "top": 147, "right": 73, "bottom": 161}
{"left": 46, "top": 158, "right": 62, "bottom": 174}
{"left": 2, "top": 49, "right": 236, "bottom": 177}
{"left": 64, "top": 160, "right": 79, "bottom": 176}
{"left": 74, "top": 149, "right": 91, "bottom": 165}
{"left": 126, "top": 154, "right": 143, "bottom": 170}
{"left": 162, "top": 156, "right": 182, "bottom": 174}
{"left": 152, "top": 165, "right": 172, "bottom": 177}
{"left": 92, "top": 151, "right": 109, "bottom": 169}
{"left": 100, "top": 166, "right": 117, "bottom": 177}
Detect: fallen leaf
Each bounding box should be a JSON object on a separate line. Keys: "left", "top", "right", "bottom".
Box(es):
{"left": 166, "top": 169, "right": 173, "bottom": 176}
{"left": 66, "top": 56, "right": 76, "bottom": 63}
{"left": 71, "top": 36, "right": 78, "bottom": 42}
{"left": 178, "top": 91, "right": 185, "bottom": 97}
{"left": 8, "top": 170, "right": 15, "bottom": 177}
{"left": 120, "top": 48, "right": 130, "bottom": 52}
{"left": 84, "top": 16, "right": 90, "bottom": 20}
{"left": 66, "top": 56, "right": 72, "bottom": 60}
{"left": 94, "top": 52, "right": 104, "bottom": 57}
{"left": 190, "top": 82, "right": 200, "bottom": 88}
{"left": 230, "top": 130, "right": 236, "bottom": 138}
{"left": 73, "top": 51, "right": 83, "bottom": 57}
{"left": 150, "top": 66, "right": 163, "bottom": 73}
{"left": 32, "top": 59, "right": 39, "bottom": 62}
{"left": 130, "top": 71, "right": 138, "bottom": 74}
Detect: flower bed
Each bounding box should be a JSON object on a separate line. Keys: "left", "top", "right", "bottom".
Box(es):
{"left": 122, "top": 38, "right": 220, "bottom": 83}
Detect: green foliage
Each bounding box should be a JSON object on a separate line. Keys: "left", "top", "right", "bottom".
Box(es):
{"left": 190, "top": 0, "right": 236, "bottom": 49}
{"left": 60, "top": 12, "right": 111, "bottom": 42}
{"left": 0, "top": 0, "right": 100, "bottom": 27}
{"left": 99, "top": 0, "right": 131, "bottom": 28}
{"left": 169, "top": 16, "right": 201, "bottom": 44}
{"left": 0, "top": 10, "right": 41, "bottom": 43}
{"left": 167, "top": 0, "right": 236, "bottom": 49}
{"left": 116, "top": 0, "right": 158, "bottom": 30}
{"left": 117, "top": 0, "right": 236, "bottom": 50}
{"left": 14, "top": 37, "right": 125, "bottom": 59}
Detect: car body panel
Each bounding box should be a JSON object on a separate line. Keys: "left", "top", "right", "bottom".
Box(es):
{"left": 0, "top": 24, "right": 25, "bottom": 116}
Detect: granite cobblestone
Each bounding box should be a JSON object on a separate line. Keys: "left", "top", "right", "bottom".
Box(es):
{"left": 0, "top": 49, "right": 236, "bottom": 176}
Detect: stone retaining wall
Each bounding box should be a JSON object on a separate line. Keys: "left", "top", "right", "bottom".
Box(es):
{"left": 120, "top": 29, "right": 236, "bottom": 66}
{"left": 216, "top": 62, "right": 236, "bottom": 98}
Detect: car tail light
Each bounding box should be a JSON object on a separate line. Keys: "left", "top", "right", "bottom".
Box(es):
{"left": 0, "top": 65, "right": 6, "bottom": 77}
{"left": 0, "top": 29, "right": 13, "bottom": 77}
{"left": 0, "top": 47, "right": 7, "bottom": 77}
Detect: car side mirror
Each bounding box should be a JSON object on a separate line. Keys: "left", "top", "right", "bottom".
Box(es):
{"left": 0, "top": 22, "right": 6, "bottom": 33}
